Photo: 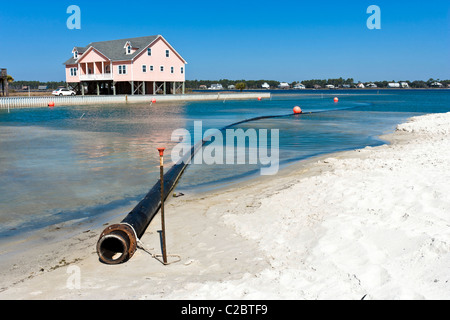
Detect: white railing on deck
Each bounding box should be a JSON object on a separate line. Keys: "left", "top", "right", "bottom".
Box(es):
{"left": 79, "top": 73, "right": 113, "bottom": 81}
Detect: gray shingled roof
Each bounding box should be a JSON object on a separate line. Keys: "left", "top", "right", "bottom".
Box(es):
{"left": 64, "top": 35, "right": 160, "bottom": 65}
{"left": 74, "top": 46, "right": 88, "bottom": 53}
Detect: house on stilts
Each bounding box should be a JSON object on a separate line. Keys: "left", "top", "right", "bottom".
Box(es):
{"left": 64, "top": 35, "right": 187, "bottom": 96}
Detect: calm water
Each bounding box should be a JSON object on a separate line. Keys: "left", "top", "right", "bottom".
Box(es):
{"left": 0, "top": 90, "right": 449, "bottom": 237}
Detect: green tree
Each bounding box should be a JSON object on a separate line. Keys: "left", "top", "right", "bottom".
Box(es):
{"left": 235, "top": 82, "right": 246, "bottom": 92}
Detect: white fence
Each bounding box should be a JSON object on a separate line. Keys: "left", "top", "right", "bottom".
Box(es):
{"left": 0, "top": 93, "right": 271, "bottom": 110}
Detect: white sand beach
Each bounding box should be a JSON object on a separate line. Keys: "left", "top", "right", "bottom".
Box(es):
{"left": 0, "top": 112, "right": 449, "bottom": 300}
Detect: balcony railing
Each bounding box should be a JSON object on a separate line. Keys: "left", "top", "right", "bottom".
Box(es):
{"left": 79, "top": 73, "right": 113, "bottom": 81}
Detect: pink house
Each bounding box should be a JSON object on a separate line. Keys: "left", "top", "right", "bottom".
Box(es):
{"left": 64, "top": 35, "right": 187, "bottom": 95}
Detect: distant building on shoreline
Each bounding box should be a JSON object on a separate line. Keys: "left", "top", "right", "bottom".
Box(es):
{"left": 431, "top": 82, "right": 443, "bottom": 88}
{"left": 388, "top": 82, "right": 410, "bottom": 88}
{"left": 278, "top": 82, "right": 290, "bottom": 89}
{"left": 64, "top": 35, "right": 187, "bottom": 96}
{"left": 209, "top": 83, "right": 223, "bottom": 90}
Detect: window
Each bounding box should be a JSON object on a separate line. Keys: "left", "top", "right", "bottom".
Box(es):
{"left": 150, "top": 65, "right": 154, "bottom": 71}
{"left": 171, "top": 67, "right": 174, "bottom": 74}
{"left": 74, "top": 51, "right": 78, "bottom": 59}
{"left": 142, "top": 65, "right": 147, "bottom": 73}
{"left": 181, "top": 67, "right": 184, "bottom": 74}
{"left": 127, "top": 46, "right": 131, "bottom": 54}
{"left": 147, "top": 48, "right": 152, "bottom": 56}
{"left": 166, "top": 50, "right": 170, "bottom": 58}
{"left": 70, "top": 68, "right": 78, "bottom": 76}
{"left": 118, "top": 65, "right": 127, "bottom": 75}
{"left": 160, "top": 66, "right": 164, "bottom": 72}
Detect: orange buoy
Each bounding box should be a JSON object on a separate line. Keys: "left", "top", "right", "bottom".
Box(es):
{"left": 257, "top": 97, "right": 262, "bottom": 101}
{"left": 293, "top": 106, "right": 303, "bottom": 114}
{"left": 48, "top": 101, "right": 55, "bottom": 107}
{"left": 334, "top": 97, "right": 339, "bottom": 103}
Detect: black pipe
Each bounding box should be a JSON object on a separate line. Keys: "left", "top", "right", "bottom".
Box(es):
{"left": 97, "top": 110, "right": 314, "bottom": 264}
{"left": 96, "top": 139, "right": 203, "bottom": 264}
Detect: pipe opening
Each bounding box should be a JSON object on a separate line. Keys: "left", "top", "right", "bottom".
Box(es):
{"left": 98, "top": 234, "right": 127, "bottom": 264}
{"left": 97, "top": 224, "right": 138, "bottom": 265}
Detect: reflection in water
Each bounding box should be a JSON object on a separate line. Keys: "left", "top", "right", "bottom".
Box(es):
{"left": 0, "top": 103, "right": 187, "bottom": 235}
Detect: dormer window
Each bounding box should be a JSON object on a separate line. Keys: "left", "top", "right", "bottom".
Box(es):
{"left": 74, "top": 51, "right": 78, "bottom": 59}
{"left": 124, "top": 41, "right": 133, "bottom": 55}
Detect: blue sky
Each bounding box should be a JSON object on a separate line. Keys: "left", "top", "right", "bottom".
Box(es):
{"left": 0, "top": 0, "right": 448, "bottom": 82}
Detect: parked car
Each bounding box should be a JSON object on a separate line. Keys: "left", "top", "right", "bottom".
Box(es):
{"left": 52, "top": 88, "right": 76, "bottom": 96}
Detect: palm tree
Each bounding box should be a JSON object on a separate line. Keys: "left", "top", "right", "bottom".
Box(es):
{"left": 235, "top": 82, "right": 246, "bottom": 92}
